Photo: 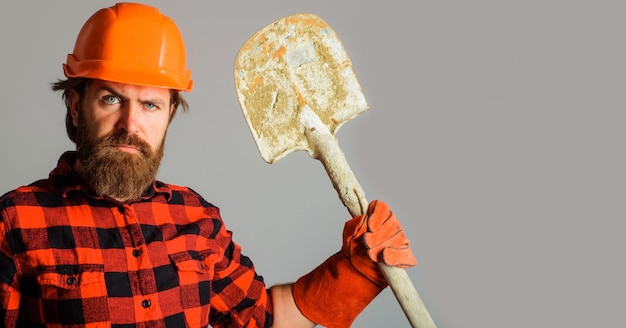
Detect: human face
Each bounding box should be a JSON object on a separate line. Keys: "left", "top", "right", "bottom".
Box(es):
{"left": 69, "top": 80, "right": 173, "bottom": 155}
{"left": 68, "top": 80, "right": 174, "bottom": 201}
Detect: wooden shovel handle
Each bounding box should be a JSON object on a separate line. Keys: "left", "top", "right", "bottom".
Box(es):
{"left": 303, "top": 117, "right": 436, "bottom": 328}
{"left": 381, "top": 265, "right": 436, "bottom": 328}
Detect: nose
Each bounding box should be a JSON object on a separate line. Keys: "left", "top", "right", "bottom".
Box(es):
{"left": 116, "top": 102, "right": 140, "bottom": 134}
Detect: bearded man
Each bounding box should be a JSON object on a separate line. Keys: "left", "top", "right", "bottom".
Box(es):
{"left": 0, "top": 3, "right": 416, "bottom": 327}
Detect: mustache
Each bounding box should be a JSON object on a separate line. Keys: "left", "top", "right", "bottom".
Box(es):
{"left": 101, "top": 132, "right": 152, "bottom": 156}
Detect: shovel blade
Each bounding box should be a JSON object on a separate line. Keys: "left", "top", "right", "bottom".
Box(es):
{"left": 234, "top": 13, "right": 369, "bottom": 164}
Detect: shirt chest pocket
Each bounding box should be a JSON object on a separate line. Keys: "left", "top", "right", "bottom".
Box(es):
{"left": 170, "top": 251, "right": 213, "bottom": 328}
{"left": 36, "top": 264, "right": 111, "bottom": 325}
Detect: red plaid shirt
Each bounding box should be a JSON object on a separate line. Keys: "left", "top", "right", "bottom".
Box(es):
{"left": 0, "top": 152, "right": 272, "bottom": 327}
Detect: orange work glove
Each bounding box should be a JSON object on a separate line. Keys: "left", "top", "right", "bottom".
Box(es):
{"left": 362, "top": 200, "right": 417, "bottom": 269}
{"left": 293, "top": 200, "right": 416, "bottom": 328}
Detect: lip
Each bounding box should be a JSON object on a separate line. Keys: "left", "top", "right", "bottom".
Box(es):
{"left": 114, "top": 144, "right": 140, "bottom": 154}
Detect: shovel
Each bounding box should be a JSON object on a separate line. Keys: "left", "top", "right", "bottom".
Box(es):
{"left": 234, "top": 13, "right": 435, "bottom": 328}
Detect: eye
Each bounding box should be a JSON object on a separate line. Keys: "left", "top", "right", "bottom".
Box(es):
{"left": 144, "top": 103, "right": 158, "bottom": 111}
{"left": 103, "top": 95, "right": 120, "bottom": 104}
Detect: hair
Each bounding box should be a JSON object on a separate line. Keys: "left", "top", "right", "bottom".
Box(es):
{"left": 51, "top": 78, "right": 189, "bottom": 143}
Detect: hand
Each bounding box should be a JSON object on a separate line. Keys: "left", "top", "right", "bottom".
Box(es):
{"left": 342, "top": 200, "right": 417, "bottom": 286}
{"left": 293, "top": 200, "right": 417, "bottom": 327}
{"left": 362, "top": 200, "right": 417, "bottom": 268}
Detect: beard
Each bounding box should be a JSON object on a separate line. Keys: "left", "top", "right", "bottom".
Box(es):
{"left": 75, "top": 119, "right": 165, "bottom": 202}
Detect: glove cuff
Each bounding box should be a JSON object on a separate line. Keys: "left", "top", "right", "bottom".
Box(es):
{"left": 293, "top": 252, "right": 385, "bottom": 328}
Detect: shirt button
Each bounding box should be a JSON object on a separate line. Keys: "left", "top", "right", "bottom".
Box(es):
{"left": 141, "top": 300, "right": 151, "bottom": 308}
{"left": 118, "top": 206, "right": 125, "bottom": 213}
{"left": 132, "top": 249, "right": 142, "bottom": 257}
{"left": 66, "top": 277, "right": 76, "bottom": 285}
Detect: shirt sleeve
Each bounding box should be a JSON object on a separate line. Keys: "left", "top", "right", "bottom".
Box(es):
{"left": 203, "top": 207, "right": 273, "bottom": 328}
{"left": 0, "top": 205, "right": 21, "bottom": 327}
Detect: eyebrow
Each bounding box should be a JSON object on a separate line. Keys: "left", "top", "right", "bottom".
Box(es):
{"left": 99, "top": 85, "right": 168, "bottom": 107}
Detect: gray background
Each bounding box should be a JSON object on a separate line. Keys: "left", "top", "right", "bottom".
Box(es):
{"left": 1, "top": 1, "right": 624, "bottom": 327}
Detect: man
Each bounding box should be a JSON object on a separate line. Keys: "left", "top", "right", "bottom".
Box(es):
{"left": 0, "top": 3, "right": 416, "bottom": 327}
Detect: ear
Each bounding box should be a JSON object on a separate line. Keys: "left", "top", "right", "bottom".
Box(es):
{"left": 68, "top": 89, "right": 80, "bottom": 127}
{"left": 168, "top": 103, "right": 176, "bottom": 124}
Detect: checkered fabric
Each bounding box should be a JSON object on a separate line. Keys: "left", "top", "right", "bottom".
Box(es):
{"left": 0, "top": 151, "right": 272, "bottom": 327}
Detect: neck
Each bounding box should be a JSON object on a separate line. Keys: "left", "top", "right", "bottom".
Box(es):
{"left": 72, "top": 159, "right": 86, "bottom": 180}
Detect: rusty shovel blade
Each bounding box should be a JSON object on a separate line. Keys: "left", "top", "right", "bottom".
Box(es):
{"left": 234, "top": 13, "right": 369, "bottom": 164}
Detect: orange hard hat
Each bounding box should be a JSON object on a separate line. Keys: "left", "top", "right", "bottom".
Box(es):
{"left": 63, "top": 2, "right": 193, "bottom": 91}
